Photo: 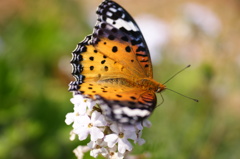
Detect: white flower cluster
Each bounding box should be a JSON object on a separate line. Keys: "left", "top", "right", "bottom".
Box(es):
{"left": 65, "top": 94, "right": 151, "bottom": 159}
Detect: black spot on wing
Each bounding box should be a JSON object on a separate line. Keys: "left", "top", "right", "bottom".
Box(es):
{"left": 112, "top": 46, "right": 118, "bottom": 52}
{"left": 89, "top": 56, "right": 94, "bottom": 61}
{"left": 104, "top": 66, "right": 109, "bottom": 71}
{"left": 125, "top": 46, "right": 131, "bottom": 52}
{"left": 101, "top": 60, "right": 106, "bottom": 64}
{"left": 89, "top": 66, "right": 94, "bottom": 70}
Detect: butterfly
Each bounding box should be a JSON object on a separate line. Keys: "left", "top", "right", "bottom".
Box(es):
{"left": 69, "top": 0, "right": 166, "bottom": 125}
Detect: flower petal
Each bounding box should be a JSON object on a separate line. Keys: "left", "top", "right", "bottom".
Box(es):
{"left": 90, "top": 148, "right": 101, "bottom": 158}
{"left": 75, "top": 114, "right": 91, "bottom": 127}
{"left": 92, "top": 112, "right": 107, "bottom": 127}
{"left": 90, "top": 127, "right": 104, "bottom": 141}
{"left": 104, "top": 134, "right": 118, "bottom": 148}
{"left": 109, "top": 151, "right": 124, "bottom": 159}
{"left": 135, "top": 122, "right": 143, "bottom": 130}
{"left": 91, "top": 111, "right": 101, "bottom": 121}
{"left": 143, "top": 120, "right": 152, "bottom": 128}
{"left": 109, "top": 124, "right": 120, "bottom": 134}
{"left": 76, "top": 128, "right": 89, "bottom": 141}
{"left": 74, "top": 104, "right": 87, "bottom": 115}
{"left": 123, "top": 125, "right": 136, "bottom": 132}
{"left": 73, "top": 146, "right": 90, "bottom": 159}
{"left": 136, "top": 138, "right": 145, "bottom": 145}
{"left": 71, "top": 95, "right": 85, "bottom": 105}
{"left": 87, "top": 141, "right": 95, "bottom": 149}
{"left": 65, "top": 112, "right": 75, "bottom": 125}
{"left": 86, "top": 98, "right": 96, "bottom": 110}
{"left": 124, "top": 130, "right": 137, "bottom": 141}
{"left": 118, "top": 138, "right": 132, "bottom": 154}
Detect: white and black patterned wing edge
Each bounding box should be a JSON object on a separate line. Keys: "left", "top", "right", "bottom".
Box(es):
{"left": 95, "top": 92, "right": 156, "bottom": 125}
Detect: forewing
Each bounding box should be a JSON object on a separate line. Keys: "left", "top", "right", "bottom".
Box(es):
{"left": 91, "top": 0, "right": 153, "bottom": 78}
{"left": 69, "top": 36, "right": 135, "bottom": 91}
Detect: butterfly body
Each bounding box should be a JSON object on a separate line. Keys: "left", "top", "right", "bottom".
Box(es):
{"left": 69, "top": 0, "right": 166, "bottom": 124}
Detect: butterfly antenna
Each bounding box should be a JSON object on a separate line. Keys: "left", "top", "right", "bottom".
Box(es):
{"left": 157, "top": 93, "right": 164, "bottom": 107}
{"left": 166, "top": 88, "right": 199, "bottom": 102}
{"left": 163, "top": 65, "right": 191, "bottom": 85}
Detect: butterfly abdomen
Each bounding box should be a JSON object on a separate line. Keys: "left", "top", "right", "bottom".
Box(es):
{"left": 135, "top": 78, "right": 165, "bottom": 92}
{"left": 99, "top": 78, "right": 164, "bottom": 93}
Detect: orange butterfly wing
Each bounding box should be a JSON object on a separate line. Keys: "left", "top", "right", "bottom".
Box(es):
{"left": 75, "top": 81, "right": 156, "bottom": 124}
{"left": 69, "top": 36, "right": 157, "bottom": 124}
{"left": 93, "top": 1, "right": 153, "bottom": 78}
{"left": 69, "top": 0, "right": 163, "bottom": 124}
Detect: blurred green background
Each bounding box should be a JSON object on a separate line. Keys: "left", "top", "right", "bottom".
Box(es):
{"left": 0, "top": 0, "right": 240, "bottom": 159}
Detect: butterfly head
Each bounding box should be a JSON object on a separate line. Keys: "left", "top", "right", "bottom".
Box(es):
{"left": 156, "top": 83, "right": 166, "bottom": 93}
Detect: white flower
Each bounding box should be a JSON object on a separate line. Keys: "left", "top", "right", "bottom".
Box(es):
{"left": 73, "top": 111, "right": 107, "bottom": 141}
{"left": 104, "top": 124, "right": 137, "bottom": 154}
{"left": 65, "top": 95, "right": 89, "bottom": 125}
{"left": 88, "top": 140, "right": 108, "bottom": 158}
{"left": 70, "top": 94, "right": 85, "bottom": 106}
{"left": 108, "top": 145, "right": 124, "bottom": 159}
{"left": 65, "top": 112, "right": 78, "bottom": 125}
{"left": 71, "top": 95, "right": 95, "bottom": 114}
{"left": 130, "top": 120, "right": 152, "bottom": 131}
{"left": 135, "top": 130, "right": 145, "bottom": 145}
{"left": 143, "top": 120, "right": 152, "bottom": 128}
{"left": 67, "top": 95, "right": 151, "bottom": 158}
{"left": 69, "top": 130, "right": 76, "bottom": 141}
{"left": 65, "top": 95, "right": 98, "bottom": 126}
{"left": 134, "top": 120, "right": 151, "bottom": 145}
{"left": 73, "top": 145, "right": 90, "bottom": 159}
{"left": 85, "top": 98, "right": 96, "bottom": 111}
